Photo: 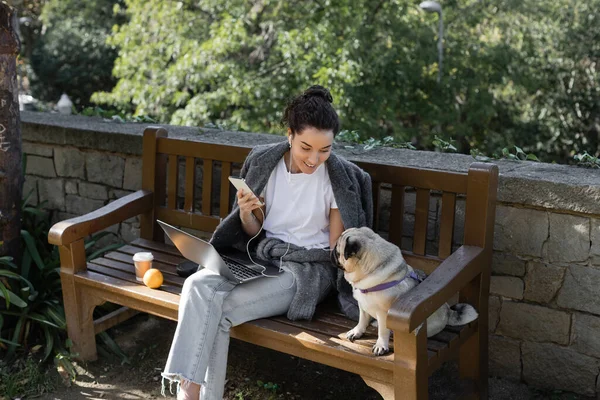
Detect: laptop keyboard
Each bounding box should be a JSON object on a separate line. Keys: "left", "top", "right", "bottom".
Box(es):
{"left": 222, "top": 256, "right": 262, "bottom": 280}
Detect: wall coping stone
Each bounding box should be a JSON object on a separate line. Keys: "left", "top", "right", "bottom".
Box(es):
{"left": 21, "top": 111, "right": 600, "bottom": 215}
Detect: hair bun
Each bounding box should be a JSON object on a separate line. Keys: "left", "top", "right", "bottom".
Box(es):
{"left": 303, "top": 85, "right": 333, "bottom": 103}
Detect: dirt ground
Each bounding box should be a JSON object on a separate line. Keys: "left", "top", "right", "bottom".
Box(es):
{"left": 36, "top": 314, "right": 591, "bottom": 400}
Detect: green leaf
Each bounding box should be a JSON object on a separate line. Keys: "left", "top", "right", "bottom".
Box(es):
{"left": 98, "top": 331, "right": 130, "bottom": 364}
{"left": 0, "top": 281, "right": 11, "bottom": 308}
{"left": 21, "top": 229, "right": 46, "bottom": 271}
{"left": 526, "top": 154, "right": 539, "bottom": 161}
{"left": 514, "top": 146, "right": 525, "bottom": 155}
{"left": 21, "top": 189, "right": 35, "bottom": 208}
{"left": 27, "top": 312, "right": 62, "bottom": 328}
{"left": 0, "top": 280, "right": 27, "bottom": 308}
{"left": 0, "top": 337, "right": 21, "bottom": 346}
{"left": 54, "top": 353, "right": 78, "bottom": 380}
{"left": 45, "top": 304, "right": 67, "bottom": 329}
{"left": 0, "top": 268, "right": 36, "bottom": 297}
{"left": 23, "top": 206, "right": 49, "bottom": 219}
{"left": 42, "top": 325, "right": 55, "bottom": 361}
{"left": 7, "top": 315, "right": 25, "bottom": 356}
{"left": 21, "top": 247, "right": 32, "bottom": 280}
{"left": 0, "top": 256, "right": 17, "bottom": 268}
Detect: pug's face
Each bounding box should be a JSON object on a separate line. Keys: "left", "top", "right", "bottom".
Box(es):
{"left": 332, "top": 227, "right": 382, "bottom": 283}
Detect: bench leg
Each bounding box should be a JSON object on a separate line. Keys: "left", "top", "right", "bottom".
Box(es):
{"left": 59, "top": 241, "right": 104, "bottom": 361}
{"left": 362, "top": 378, "right": 394, "bottom": 400}
{"left": 392, "top": 326, "right": 429, "bottom": 400}
{"left": 459, "top": 274, "right": 489, "bottom": 399}
{"left": 459, "top": 326, "right": 488, "bottom": 399}
{"left": 62, "top": 286, "right": 104, "bottom": 361}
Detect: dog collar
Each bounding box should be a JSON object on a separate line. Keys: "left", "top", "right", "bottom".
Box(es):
{"left": 358, "top": 271, "right": 423, "bottom": 294}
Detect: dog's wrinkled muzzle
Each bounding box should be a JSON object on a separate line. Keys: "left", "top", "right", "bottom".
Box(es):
{"left": 331, "top": 244, "right": 345, "bottom": 271}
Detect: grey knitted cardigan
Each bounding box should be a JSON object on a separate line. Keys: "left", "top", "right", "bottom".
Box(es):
{"left": 210, "top": 140, "right": 373, "bottom": 321}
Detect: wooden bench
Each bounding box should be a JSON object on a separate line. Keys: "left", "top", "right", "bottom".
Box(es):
{"left": 48, "top": 127, "right": 498, "bottom": 399}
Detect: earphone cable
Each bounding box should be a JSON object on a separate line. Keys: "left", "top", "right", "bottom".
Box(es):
{"left": 245, "top": 207, "right": 295, "bottom": 290}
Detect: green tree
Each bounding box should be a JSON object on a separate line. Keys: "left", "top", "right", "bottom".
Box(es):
{"left": 94, "top": 0, "right": 600, "bottom": 163}
{"left": 28, "top": 0, "right": 126, "bottom": 107}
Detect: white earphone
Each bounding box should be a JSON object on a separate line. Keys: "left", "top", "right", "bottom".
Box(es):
{"left": 287, "top": 137, "right": 293, "bottom": 183}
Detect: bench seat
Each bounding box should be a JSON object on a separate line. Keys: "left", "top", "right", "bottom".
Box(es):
{"left": 82, "top": 238, "right": 477, "bottom": 383}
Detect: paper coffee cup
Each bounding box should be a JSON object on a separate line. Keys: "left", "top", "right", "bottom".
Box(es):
{"left": 133, "top": 252, "right": 154, "bottom": 281}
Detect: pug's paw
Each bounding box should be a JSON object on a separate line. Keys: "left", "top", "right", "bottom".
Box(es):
{"left": 372, "top": 339, "right": 390, "bottom": 356}
{"left": 346, "top": 327, "right": 365, "bottom": 342}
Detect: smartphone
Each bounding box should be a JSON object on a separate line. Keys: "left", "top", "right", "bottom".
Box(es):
{"left": 228, "top": 176, "right": 264, "bottom": 206}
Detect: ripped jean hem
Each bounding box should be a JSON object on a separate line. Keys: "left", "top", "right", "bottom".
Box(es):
{"left": 161, "top": 372, "right": 205, "bottom": 397}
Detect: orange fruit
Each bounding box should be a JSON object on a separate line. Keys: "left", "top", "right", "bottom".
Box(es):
{"left": 143, "top": 268, "right": 163, "bottom": 289}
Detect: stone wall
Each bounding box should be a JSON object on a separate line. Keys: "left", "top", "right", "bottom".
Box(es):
{"left": 22, "top": 138, "right": 144, "bottom": 247}
{"left": 20, "top": 111, "right": 600, "bottom": 396}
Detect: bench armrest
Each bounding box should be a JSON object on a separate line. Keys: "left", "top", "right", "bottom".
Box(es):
{"left": 48, "top": 190, "right": 154, "bottom": 246}
{"left": 387, "top": 245, "right": 487, "bottom": 333}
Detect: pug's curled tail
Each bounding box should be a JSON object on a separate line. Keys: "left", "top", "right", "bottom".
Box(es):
{"left": 447, "top": 303, "right": 478, "bottom": 326}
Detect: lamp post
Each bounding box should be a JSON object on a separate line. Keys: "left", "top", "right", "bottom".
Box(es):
{"left": 419, "top": 1, "right": 443, "bottom": 83}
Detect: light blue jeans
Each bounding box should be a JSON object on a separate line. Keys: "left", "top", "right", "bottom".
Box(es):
{"left": 161, "top": 268, "right": 297, "bottom": 399}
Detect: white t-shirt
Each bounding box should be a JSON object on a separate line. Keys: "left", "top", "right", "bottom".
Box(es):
{"left": 262, "top": 157, "right": 338, "bottom": 249}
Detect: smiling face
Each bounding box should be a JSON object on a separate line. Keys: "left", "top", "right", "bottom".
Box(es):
{"left": 287, "top": 126, "right": 334, "bottom": 174}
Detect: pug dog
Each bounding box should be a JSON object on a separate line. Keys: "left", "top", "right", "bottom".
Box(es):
{"left": 333, "top": 227, "right": 478, "bottom": 356}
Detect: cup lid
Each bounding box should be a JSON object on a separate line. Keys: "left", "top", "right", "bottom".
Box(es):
{"left": 133, "top": 252, "right": 153, "bottom": 261}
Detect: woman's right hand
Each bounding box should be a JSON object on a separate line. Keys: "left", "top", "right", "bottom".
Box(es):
{"left": 237, "top": 189, "right": 263, "bottom": 222}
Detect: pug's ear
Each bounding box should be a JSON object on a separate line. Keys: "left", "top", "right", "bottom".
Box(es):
{"left": 344, "top": 237, "right": 361, "bottom": 260}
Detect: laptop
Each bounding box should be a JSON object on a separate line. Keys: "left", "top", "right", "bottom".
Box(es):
{"left": 157, "top": 220, "right": 281, "bottom": 284}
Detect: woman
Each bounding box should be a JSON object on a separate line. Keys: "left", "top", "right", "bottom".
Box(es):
{"left": 162, "top": 86, "right": 372, "bottom": 400}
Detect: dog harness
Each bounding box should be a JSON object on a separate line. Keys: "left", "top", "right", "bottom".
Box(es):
{"left": 358, "top": 270, "right": 424, "bottom": 294}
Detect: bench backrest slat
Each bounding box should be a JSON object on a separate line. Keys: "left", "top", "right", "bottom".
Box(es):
{"left": 141, "top": 130, "right": 497, "bottom": 277}
{"left": 143, "top": 132, "right": 250, "bottom": 237}
{"left": 202, "top": 160, "right": 213, "bottom": 216}
{"left": 140, "top": 127, "right": 168, "bottom": 242}
{"left": 412, "top": 188, "right": 430, "bottom": 256}
{"left": 157, "top": 138, "right": 251, "bottom": 162}
{"left": 355, "top": 161, "right": 475, "bottom": 274}
{"left": 167, "top": 155, "right": 178, "bottom": 210}
{"left": 354, "top": 161, "right": 468, "bottom": 194}
{"left": 220, "top": 161, "right": 233, "bottom": 219}
{"left": 156, "top": 208, "right": 220, "bottom": 234}
{"left": 184, "top": 157, "right": 195, "bottom": 212}
{"left": 372, "top": 182, "right": 381, "bottom": 231}
{"left": 388, "top": 185, "right": 405, "bottom": 246}
{"left": 438, "top": 192, "right": 457, "bottom": 259}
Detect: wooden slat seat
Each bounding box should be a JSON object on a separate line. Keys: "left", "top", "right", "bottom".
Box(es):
{"left": 84, "top": 238, "right": 478, "bottom": 381}
{"left": 49, "top": 127, "right": 498, "bottom": 399}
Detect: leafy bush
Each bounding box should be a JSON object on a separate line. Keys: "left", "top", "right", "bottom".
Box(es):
{"left": 93, "top": 0, "right": 600, "bottom": 164}
{"left": 1, "top": 154, "right": 128, "bottom": 370}
{"left": 0, "top": 187, "right": 124, "bottom": 364}
{"left": 28, "top": 0, "right": 126, "bottom": 107}
{"left": 0, "top": 190, "right": 67, "bottom": 362}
